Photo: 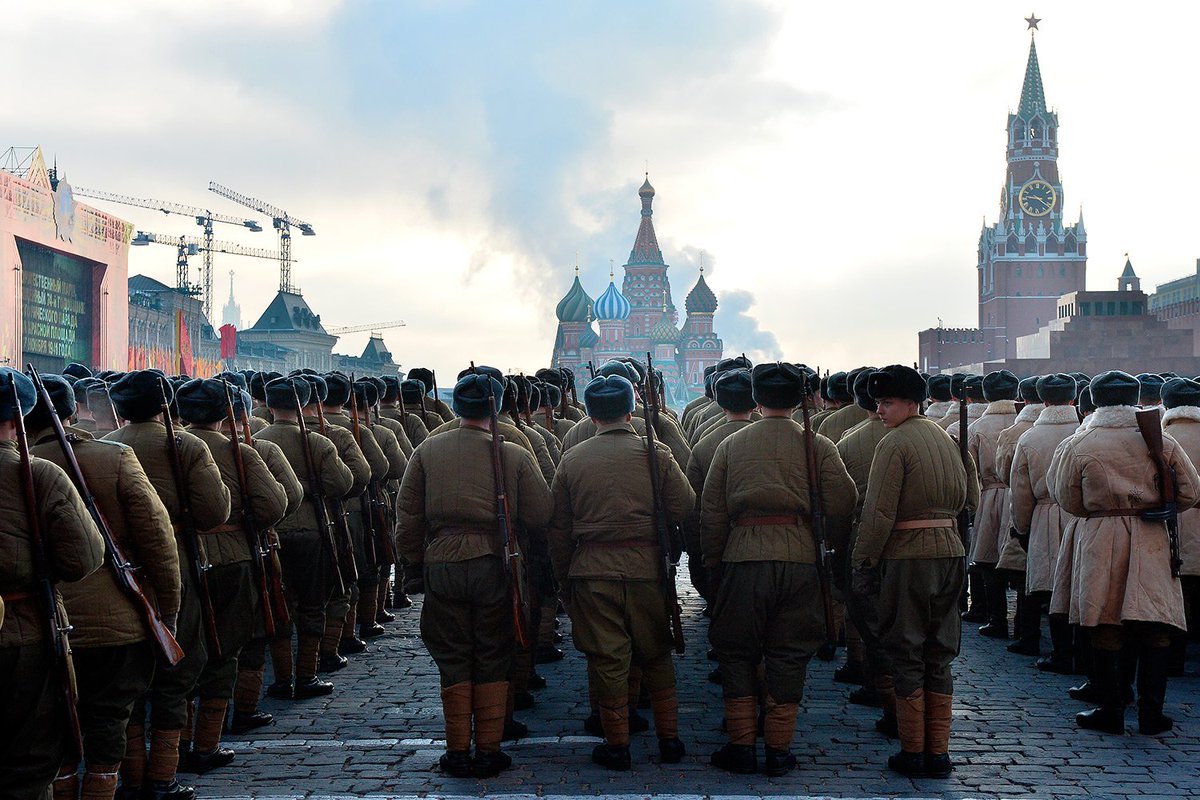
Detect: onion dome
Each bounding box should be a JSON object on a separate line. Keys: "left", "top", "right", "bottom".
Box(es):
{"left": 639, "top": 175, "right": 655, "bottom": 199}
{"left": 594, "top": 280, "right": 631, "bottom": 321}
{"left": 650, "top": 317, "right": 679, "bottom": 344}
{"left": 555, "top": 271, "right": 593, "bottom": 323}
{"left": 579, "top": 324, "right": 599, "bottom": 349}
{"left": 685, "top": 271, "right": 717, "bottom": 314}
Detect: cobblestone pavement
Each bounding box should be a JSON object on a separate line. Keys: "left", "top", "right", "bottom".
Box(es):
{"left": 193, "top": 564, "right": 1200, "bottom": 800}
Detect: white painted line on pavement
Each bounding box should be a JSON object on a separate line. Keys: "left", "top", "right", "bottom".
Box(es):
{"left": 226, "top": 735, "right": 605, "bottom": 750}
{"left": 206, "top": 796, "right": 996, "bottom": 800}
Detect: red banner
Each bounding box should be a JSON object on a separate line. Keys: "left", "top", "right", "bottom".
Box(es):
{"left": 219, "top": 324, "right": 237, "bottom": 360}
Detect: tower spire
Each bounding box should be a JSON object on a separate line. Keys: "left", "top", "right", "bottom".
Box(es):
{"left": 1018, "top": 17, "right": 1047, "bottom": 119}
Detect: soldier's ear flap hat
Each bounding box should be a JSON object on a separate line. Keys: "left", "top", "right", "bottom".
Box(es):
{"left": 584, "top": 375, "right": 636, "bottom": 420}
{"left": 407, "top": 368, "right": 434, "bottom": 393}
{"left": 1090, "top": 370, "right": 1140, "bottom": 408}
{"left": 1077, "top": 386, "right": 1096, "bottom": 414}
{"left": 950, "top": 373, "right": 967, "bottom": 401}
{"left": 963, "top": 374, "right": 985, "bottom": 402}
{"left": 1036, "top": 374, "right": 1077, "bottom": 405}
{"left": 560, "top": 367, "right": 575, "bottom": 390}
{"left": 322, "top": 373, "right": 352, "bottom": 406}
{"left": 72, "top": 377, "right": 101, "bottom": 406}
{"left": 176, "top": 379, "right": 228, "bottom": 426}
{"left": 867, "top": 365, "right": 926, "bottom": 405}
{"left": 0, "top": 368, "right": 37, "bottom": 422}
{"left": 452, "top": 374, "right": 504, "bottom": 420}
{"left": 597, "top": 361, "right": 637, "bottom": 384}
{"left": 852, "top": 368, "right": 876, "bottom": 412}
{"left": 982, "top": 370, "right": 1020, "bottom": 402}
{"left": 926, "top": 374, "right": 953, "bottom": 403}
{"left": 826, "top": 372, "right": 851, "bottom": 404}
{"left": 215, "top": 371, "right": 248, "bottom": 392}
{"left": 380, "top": 376, "right": 401, "bottom": 402}
{"left": 265, "top": 376, "right": 311, "bottom": 411}
{"left": 545, "top": 383, "right": 563, "bottom": 408}
{"left": 63, "top": 362, "right": 93, "bottom": 380}
{"left": 400, "top": 379, "right": 426, "bottom": 405}
{"left": 716, "top": 355, "right": 752, "bottom": 373}
{"left": 24, "top": 373, "right": 75, "bottom": 431}
{"left": 248, "top": 372, "right": 268, "bottom": 402}
{"left": 703, "top": 370, "right": 717, "bottom": 400}
{"left": 535, "top": 368, "right": 563, "bottom": 387}
{"left": 288, "top": 371, "right": 327, "bottom": 404}
{"left": 234, "top": 390, "right": 252, "bottom": 418}
{"left": 1162, "top": 378, "right": 1200, "bottom": 410}
{"left": 1018, "top": 376, "right": 1042, "bottom": 403}
{"left": 1136, "top": 372, "right": 1165, "bottom": 404}
{"left": 751, "top": 362, "right": 806, "bottom": 410}
{"left": 110, "top": 370, "right": 172, "bottom": 423}
{"left": 714, "top": 368, "right": 755, "bottom": 413}
{"left": 352, "top": 379, "right": 378, "bottom": 407}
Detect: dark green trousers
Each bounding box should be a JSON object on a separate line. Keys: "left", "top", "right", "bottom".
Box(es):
{"left": 878, "top": 557, "right": 965, "bottom": 697}
{"left": 420, "top": 556, "right": 513, "bottom": 686}
{"left": 75, "top": 642, "right": 155, "bottom": 765}
{"left": 141, "top": 563, "right": 205, "bottom": 729}
{"left": 709, "top": 561, "right": 823, "bottom": 703}
{"left": 569, "top": 578, "right": 675, "bottom": 700}
{"left": 0, "top": 643, "right": 62, "bottom": 800}
{"left": 194, "top": 562, "right": 255, "bottom": 699}
{"left": 278, "top": 529, "right": 330, "bottom": 638}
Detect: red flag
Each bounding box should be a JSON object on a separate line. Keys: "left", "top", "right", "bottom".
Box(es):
{"left": 219, "top": 324, "right": 237, "bottom": 360}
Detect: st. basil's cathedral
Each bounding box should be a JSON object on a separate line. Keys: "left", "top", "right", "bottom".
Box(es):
{"left": 550, "top": 176, "right": 724, "bottom": 407}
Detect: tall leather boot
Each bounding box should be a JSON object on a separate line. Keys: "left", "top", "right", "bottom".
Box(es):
{"left": 978, "top": 567, "right": 1009, "bottom": 638}
{"left": 294, "top": 633, "right": 334, "bottom": 698}
{"left": 962, "top": 570, "right": 988, "bottom": 621}
{"left": 1007, "top": 585, "right": 1041, "bottom": 655}
{"left": 1076, "top": 649, "right": 1125, "bottom": 734}
{"left": 888, "top": 688, "right": 926, "bottom": 777}
{"left": 339, "top": 605, "right": 367, "bottom": 654}
{"left": 1137, "top": 645, "right": 1174, "bottom": 735}
{"left": 1069, "top": 626, "right": 1098, "bottom": 700}
{"left": 118, "top": 723, "right": 146, "bottom": 798}
{"left": 472, "top": 681, "right": 513, "bottom": 777}
{"left": 710, "top": 696, "right": 758, "bottom": 773}
{"left": 592, "top": 695, "right": 631, "bottom": 770}
{"left": 146, "top": 728, "right": 195, "bottom": 800}
{"left": 178, "top": 700, "right": 194, "bottom": 766}
{"left": 649, "top": 687, "right": 684, "bottom": 763}
{"left": 267, "top": 637, "right": 294, "bottom": 699}
{"left": 1038, "top": 614, "right": 1075, "bottom": 673}
{"left": 1168, "top": 633, "right": 1186, "bottom": 677}
{"left": 874, "top": 672, "right": 898, "bottom": 737}
{"left": 357, "top": 589, "right": 384, "bottom": 639}
{"left": 80, "top": 763, "right": 120, "bottom": 800}
{"left": 231, "top": 666, "right": 273, "bottom": 734}
{"left": 762, "top": 696, "right": 799, "bottom": 776}
{"left": 187, "top": 698, "right": 234, "bottom": 774}
{"left": 52, "top": 765, "right": 78, "bottom": 800}
{"left": 437, "top": 682, "right": 473, "bottom": 777}
{"left": 923, "top": 691, "right": 954, "bottom": 778}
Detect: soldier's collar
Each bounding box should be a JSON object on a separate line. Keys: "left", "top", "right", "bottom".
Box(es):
{"left": 596, "top": 421, "right": 636, "bottom": 435}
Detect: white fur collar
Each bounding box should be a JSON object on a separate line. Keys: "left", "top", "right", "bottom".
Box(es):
{"left": 1163, "top": 406, "right": 1200, "bottom": 426}
{"left": 967, "top": 403, "right": 988, "bottom": 419}
{"left": 1036, "top": 405, "right": 1081, "bottom": 426}
{"left": 984, "top": 399, "right": 1018, "bottom": 416}
{"left": 1087, "top": 405, "right": 1140, "bottom": 429}
{"left": 925, "top": 401, "right": 951, "bottom": 418}
{"left": 1015, "top": 403, "right": 1043, "bottom": 424}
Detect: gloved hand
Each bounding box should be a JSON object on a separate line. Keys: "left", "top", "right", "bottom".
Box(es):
{"left": 850, "top": 564, "right": 881, "bottom": 597}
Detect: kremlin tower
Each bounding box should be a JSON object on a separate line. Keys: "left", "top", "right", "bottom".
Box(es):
{"left": 551, "top": 177, "right": 723, "bottom": 405}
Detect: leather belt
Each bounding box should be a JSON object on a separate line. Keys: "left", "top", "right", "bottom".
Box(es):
{"left": 735, "top": 514, "right": 802, "bottom": 527}
{"left": 892, "top": 518, "right": 956, "bottom": 531}
{"left": 0, "top": 591, "right": 31, "bottom": 603}
{"left": 1085, "top": 508, "right": 1146, "bottom": 519}
{"left": 582, "top": 538, "right": 657, "bottom": 549}
{"left": 982, "top": 482, "right": 1006, "bottom": 491}
{"left": 199, "top": 523, "right": 243, "bottom": 536}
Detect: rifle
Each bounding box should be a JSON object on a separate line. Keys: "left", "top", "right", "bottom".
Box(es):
{"left": 351, "top": 384, "right": 396, "bottom": 565}
{"left": 489, "top": 394, "right": 530, "bottom": 648}
{"left": 644, "top": 352, "right": 685, "bottom": 653}
{"left": 519, "top": 374, "right": 533, "bottom": 427}
{"left": 27, "top": 367, "right": 184, "bottom": 666}
{"left": 587, "top": 360, "right": 596, "bottom": 380}
{"left": 158, "top": 378, "right": 221, "bottom": 659}
{"left": 314, "top": 401, "right": 359, "bottom": 585}
{"left": 347, "top": 382, "right": 378, "bottom": 566}
{"left": 292, "top": 385, "right": 346, "bottom": 597}
{"left": 1136, "top": 408, "right": 1183, "bottom": 578}
{"left": 219, "top": 379, "right": 276, "bottom": 639}
{"left": 799, "top": 373, "right": 837, "bottom": 659}
{"left": 234, "top": 395, "right": 290, "bottom": 628}
{"left": 11, "top": 374, "right": 85, "bottom": 756}
{"left": 430, "top": 371, "right": 441, "bottom": 421}
{"left": 956, "top": 391, "right": 971, "bottom": 550}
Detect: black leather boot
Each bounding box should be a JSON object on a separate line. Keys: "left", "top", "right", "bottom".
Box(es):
{"left": 710, "top": 743, "right": 757, "bottom": 774}
{"left": 1137, "top": 644, "right": 1174, "bottom": 735}
{"left": 1038, "top": 615, "right": 1075, "bottom": 673}
{"left": 1007, "top": 588, "right": 1041, "bottom": 655}
{"left": 977, "top": 567, "right": 1009, "bottom": 639}
{"left": 591, "top": 744, "right": 631, "bottom": 771}
{"left": 1076, "top": 649, "right": 1125, "bottom": 734}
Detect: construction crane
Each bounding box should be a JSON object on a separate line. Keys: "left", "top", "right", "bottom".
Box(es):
{"left": 325, "top": 320, "right": 407, "bottom": 336}
{"left": 74, "top": 187, "right": 262, "bottom": 321}
{"left": 208, "top": 182, "right": 314, "bottom": 295}
{"left": 131, "top": 231, "right": 285, "bottom": 296}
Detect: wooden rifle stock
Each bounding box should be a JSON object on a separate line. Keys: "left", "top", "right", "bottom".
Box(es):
{"left": 11, "top": 373, "right": 85, "bottom": 755}
{"left": 1135, "top": 408, "right": 1184, "bottom": 578}
{"left": 800, "top": 378, "right": 837, "bottom": 653}
{"left": 220, "top": 380, "right": 276, "bottom": 639}
{"left": 489, "top": 395, "right": 530, "bottom": 648}
{"left": 347, "top": 384, "right": 378, "bottom": 565}
{"left": 292, "top": 386, "right": 347, "bottom": 597}
{"left": 644, "top": 353, "right": 685, "bottom": 654}
{"left": 27, "top": 367, "right": 184, "bottom": 666}
{"left": 236, "top": 400, "right": 289, "bottom": 626}
{"left": 158, "top": 379, "right": 222, "bottom": 659}
{"left": 957, "top": 393, "right": 971, "bottom": 549}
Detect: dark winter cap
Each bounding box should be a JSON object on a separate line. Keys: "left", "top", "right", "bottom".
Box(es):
{"left": 584, "top": 375, "right": 636, "bottom": 421}
{"left": 714, "top": 368, "right": 756, "bottom": 413}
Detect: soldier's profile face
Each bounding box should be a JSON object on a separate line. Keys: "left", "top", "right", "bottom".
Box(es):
{"left": 877, "top": 398, "right": 918, "bottom": 428}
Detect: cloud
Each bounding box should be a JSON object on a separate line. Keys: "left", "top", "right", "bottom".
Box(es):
{"left": 716, "top": 289, "right": 782, "bottom": 363}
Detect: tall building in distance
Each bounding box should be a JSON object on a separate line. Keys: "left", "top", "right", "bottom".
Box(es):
{"left": 550, "top": 176, "right": 723, "bottom": 405}
{"left": 221, "top": 270, "right": 242, "bottom": 330}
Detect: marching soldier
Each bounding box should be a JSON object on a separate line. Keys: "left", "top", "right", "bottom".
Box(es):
{"left": 549, "top": 374, "right": 693, "bottom": 770}
{"left": 1049, "top": 370, "right": 1199, "bottom": 735}
{"left": 380, "top": 376, "right": 427, "bottom": 452}
{"left": 686, "top": 357, "right": 751, "bottom": 441}
{"left": 1161, "top": 378, "right": 1200, "bottom": 673}
{"left": 255, "top": 376, "right": 354, "bottom": 701}
{"left": 0, "top": 368, "right": 105, "bottom": 800}
{"left": 703, "top": 363, "right": 856, "bottom": 776}
{"left": 814, "top": 368, "right": 870, "bottom": 443}
{"left": 923, "top": 375, "right": 954, "bottom": 421}
{"left": 28, "top": 374, "right": 180, "bottom": 800}
{"left": 406, "top": 368, "right": 455, "bottom": 423}
{"left": 797, "top": 370, "right": 848, "bottom": 430}
{"left": 851, "top": 365, "right": 979, "bottom": 778}
{"left": 680, "top": 364, "right": 718, "bottom": 432}
{"left": 174, "top": 379, "right": 289, "bottom": 774}
{"left": 397, "top": 373, "right": 552, "bottom": 778}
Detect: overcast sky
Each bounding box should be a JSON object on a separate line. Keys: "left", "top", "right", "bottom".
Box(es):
{"left": 9, "top": 1, "right": 1200, "bottom": 376}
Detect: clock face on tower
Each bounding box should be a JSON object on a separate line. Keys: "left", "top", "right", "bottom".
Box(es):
{"left": 1019, "top": 180, "right": 1056, "bottom": 217}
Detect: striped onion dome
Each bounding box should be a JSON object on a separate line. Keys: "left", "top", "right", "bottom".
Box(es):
{"left": 555, "top": 274, "right": 593, "bottom": 323}
{"left": 579, "top": 324, "right": 599, "bottom": 349}
{"left": 594, "top": 280, "right": 631, "bottom": 321}
{"left": 685, "top": 273, "right": 718, "bottom": 314}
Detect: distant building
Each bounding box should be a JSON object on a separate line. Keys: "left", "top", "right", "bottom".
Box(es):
{"left": 1148, "top": 259, "right": 1200, "bottom": 354}
{"left": 550, "top": 177, "right": 723, "bottom": 405}
{"left": 222, "top": 270, "right": 242, "bottom": 329}
{"left": 127, "top": 274, "right": 221, "bottom": 375}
